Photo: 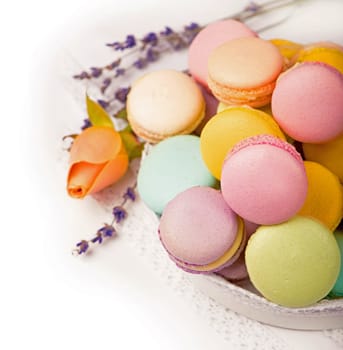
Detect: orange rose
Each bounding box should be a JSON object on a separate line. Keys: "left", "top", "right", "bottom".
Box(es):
{"left": 67, "top": 126, "right": 128, "bottom": 198}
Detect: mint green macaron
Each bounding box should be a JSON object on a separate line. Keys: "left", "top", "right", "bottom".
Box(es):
{"left": 137, "top": 135, "right": 218, "bottom": 215}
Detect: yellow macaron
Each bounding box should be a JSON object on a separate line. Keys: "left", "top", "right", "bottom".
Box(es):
{"left": 200, "top": 106, "right": 285, "bottom": 179}
{"left": 294, "top": 43, "right": 343, "bottom": 74}
{"left": 303, "top": 133, "right": 343, "bottom": 183}
{"left": 270, "top": 38, "right": 303, "bottom": 67}
{"left": 298, "top": 161, "right": 343, "bottom": 230}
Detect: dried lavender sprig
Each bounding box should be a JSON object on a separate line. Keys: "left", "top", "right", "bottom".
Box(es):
{"left": 74, "top": 22, "right": 201, "bottom": 86}
{"left": 72, "top": 185, "right": 137, "bottom": 256}
{"left": 73, "top": 0, "right": 300, "bottom": 105}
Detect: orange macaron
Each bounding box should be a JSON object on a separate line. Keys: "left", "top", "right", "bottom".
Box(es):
{"left": 207, "top": 37, "right": 284, "bottom": 108}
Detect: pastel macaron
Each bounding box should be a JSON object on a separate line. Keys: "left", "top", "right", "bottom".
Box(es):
{"left": 245, "top": 216, "right": 341, "bottom": 307}
{"left": 221, "top": 135, "right": 308, "bottom": 225}
{"left": 127, "top": 69, "right": 205, "bottom": 143}
{"left": 270, "top": 38, "right": 303, "bottom": 66}
{"left": 137, "top": 135, "right": 217, "bottom": 215}
{"left": 200, "top": 106, "right": 285, "bottom": 179}
{"left": 271, "top": 62, "right": 343, "bottom": 143}
{"left": 330, "top": 230, "right": 343, "bottom": 297}
{"left": 298, "top": 161, "right": 343, "bottom": 230}
{"left": 159, "top": 186, "right": 246, "bottom": 273}
{"left": 303, "top": 133, "right": 343, "bottom": 183}
{"left": 188, "top": 19, "right": 256, "bottom": 88}
{"left": 294, "top": 42, "right": 343, "bottom": 74}
{"left": 207, "top": 37, "right": 284, "bottom": 107}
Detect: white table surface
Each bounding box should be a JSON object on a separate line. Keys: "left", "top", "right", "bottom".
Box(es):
{"left": 2, "top": 0, "right": 343, "bottom": 349}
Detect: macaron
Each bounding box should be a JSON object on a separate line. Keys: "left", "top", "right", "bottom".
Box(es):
{"left": 330, "top": 230, "right": 343, "bottom": 297}
{"left": 245, "top": 216, "right": 341, "bottom": 307}
{"left": 137, "top": 135, "right": 217, "bottom": 215}
{"left": 200, "top": 106, "right": 285, "bottom": 179}
{"left": 294, "top": 42, "right": 343, "bottom": 74}
{"left": 217, "top": 101, "right": 273, "bottom": 116}
{"left": 216, "top": 253, "right": 248, "bottom": 282}
{"left": 303, "top": 133, "right": 343, "bottom": 183}
{"left": 127, "top": 69, "right": 205, "bottom": 143}
{"left": 271, "top": 62, "right": 343, "bottom": 143}
{"left": 270, "top": 38, "right": 303, "bottom": 66}
{"left": 221, "top": 135, "right": 308, "bottom": 225}
{"left": 207, "top": 37, "right": 284, "bottom": 107}
{"left": 188, "top": 19, "right": 256, "bottom": 88}
{"left": 159, "top": 186, "right": 246, "bottom": 273}
{"left": 298, "top": 161, "right": 343, "bottom": 231}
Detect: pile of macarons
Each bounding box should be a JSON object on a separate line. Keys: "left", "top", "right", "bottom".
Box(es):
{"left": 128, "top": 19, "right": 343, "bottom": 308}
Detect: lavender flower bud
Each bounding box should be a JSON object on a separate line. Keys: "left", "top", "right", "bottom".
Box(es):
{"left": 76, "top": 240, "right": 89, "bottom": 254}
{"left": 90, "top": 67, "right": 102, "bottom": 78}
{"left": 160, "top": 26, "right": 173, "bottom": 36}
{"left": 125, "top": 35, "right": 136, "bottom": 49}
{"left": 115, "top": 68, "right": 126, "bottom": 77}
{"left": 81, "top": 119, "right": 92, "bottom": 130}
{"left": 123, "top": 187, "right": 136, "bottom": 201}
{"left": 115, "top": 87, "right": 130, "bottom": 103}
{"left": 112, "top": 206, "right": 127, "bottom": 223}
{"left": 142, "top": 32, "right": 158, "bottom": 46}
{"left": 99, "top": 225, "right": 116, "bottom": 237}
{"left": 97, "top": 100, "right": 109, "bottom": 109}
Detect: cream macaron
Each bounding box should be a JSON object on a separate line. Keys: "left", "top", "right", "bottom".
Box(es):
{"left": 127, "top": 69, "right": 205, "bottom": 143}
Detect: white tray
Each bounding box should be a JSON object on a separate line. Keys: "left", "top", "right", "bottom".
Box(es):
{"left": 189, "top": 273, "right": 343, "bottom": 330}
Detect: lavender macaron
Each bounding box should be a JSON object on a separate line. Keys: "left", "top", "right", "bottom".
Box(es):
{"left": 158, "top": 186, "right": 246, "bottom": 274}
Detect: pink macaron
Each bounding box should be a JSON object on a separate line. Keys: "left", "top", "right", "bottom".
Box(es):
{"left": 158, "top": 186, "right": 246, "bottom": 274}
{"left": 221, "top": 135, "right": 308, "bottom": 225}
{"left": 271, "top": 62, "right": 343, "bottom": 143}
{"left": 188, "top": 19, "right": 256, "bottom": 88}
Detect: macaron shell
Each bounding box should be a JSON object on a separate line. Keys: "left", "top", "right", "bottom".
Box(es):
{"left": 200, "top": 106, "right": 285, "bottom": 179}
{"left": 137, "top": 135, "right": 217, "bottom": 215}
{"left": 271, "top": 62, "right": 343, "bottom": 143}
{"left": 246, "top": 216, "right": 341, "bottom": 308}
{"left": 188, "top": 19, "right": 256, "bottom": 87}
{"left": 221, "top": 135, "right": 307, "bottom": 225}
{"left": 159, "top": 187, "right": 239, "bottom": 266}
{"left": 303, "top": 133, "right": 343, "bottom": 183}
{"left": 127, "top": 70, "right": 205, "bottom": 143}
{"left": 295, "top": 46, "right": 343, "bottom": 74}
{"left": 270, "top": 38, "right": 303, "bottom": 62}
{"left": 298, "top": 161, "right": 343, "bottom": 230}
{"left": 172, "top": 218, "right": 246, "bottom": 273}
{"left": 208, "top": 37, "right": 284, "bottom": 89}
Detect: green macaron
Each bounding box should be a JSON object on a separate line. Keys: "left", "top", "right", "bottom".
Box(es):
{"left": 245, "top": 216, "right": 341, "bottom": 308}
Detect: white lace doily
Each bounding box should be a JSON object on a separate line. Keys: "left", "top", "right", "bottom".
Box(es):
{"left": 58, "top": 47, "right": 343, "bottom": 350}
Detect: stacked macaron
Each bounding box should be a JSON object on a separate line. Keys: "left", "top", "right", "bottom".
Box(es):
{"left": 132, "top": 19, "right": 343, "bottom": 308}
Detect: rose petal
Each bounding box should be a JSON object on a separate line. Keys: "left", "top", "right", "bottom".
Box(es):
{"left": 87, "top": 142, "right": 129, "bottom": 195}
{"left": 67, "top": 126, "right": 129, "bottom": 198}
{"left": 67, "top": 162, "right": 106, "bottom": 198}
{"left": 69, "top": 126, "right": 122, "bottom": 164}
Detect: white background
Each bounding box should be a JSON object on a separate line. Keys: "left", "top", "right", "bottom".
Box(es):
{"left": 2, "top": 0, "right": 343, "bottom": 349}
